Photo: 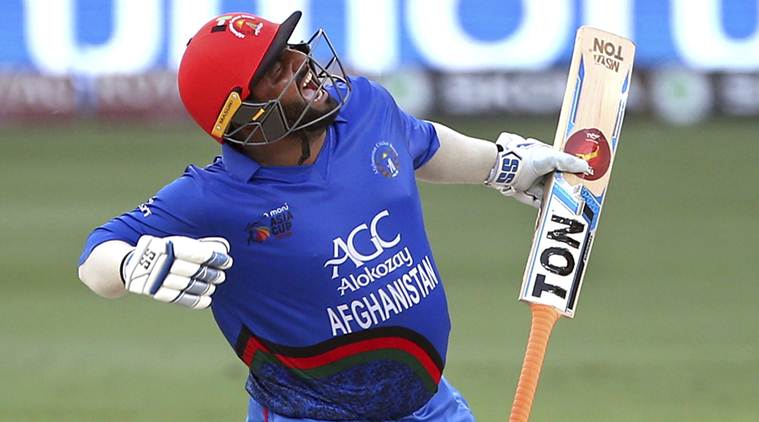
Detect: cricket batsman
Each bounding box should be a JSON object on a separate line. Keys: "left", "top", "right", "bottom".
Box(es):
{"left": 77, "top": 11, "right": 589, "bottom": 421}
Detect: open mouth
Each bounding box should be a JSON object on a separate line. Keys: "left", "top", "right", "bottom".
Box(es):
{"left": 298, "top": 69, "right": 325, "bottom": 103}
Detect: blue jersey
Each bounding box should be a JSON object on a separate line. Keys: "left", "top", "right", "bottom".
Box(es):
{"left": 79, "top": 77, "right": 450, "bottom": 420}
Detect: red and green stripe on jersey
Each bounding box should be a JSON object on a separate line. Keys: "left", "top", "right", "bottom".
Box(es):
{"left": 234, "top": 325, "right": 444, "bottom": 393}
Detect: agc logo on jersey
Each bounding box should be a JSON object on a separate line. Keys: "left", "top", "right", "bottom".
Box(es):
{"left": 324, "top": 209, "right": 400, "bottom": 279}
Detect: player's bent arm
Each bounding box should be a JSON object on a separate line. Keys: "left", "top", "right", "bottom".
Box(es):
{"left": 78, "top": 235, "right": 234, "bottom": 309}
{"left": 415, "top": 122, "right": 497, "bottom": 184}
{"left": 78, "top": 240, "right": 132, "bottom": 299}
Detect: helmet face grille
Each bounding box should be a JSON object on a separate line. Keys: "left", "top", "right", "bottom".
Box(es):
{"left": 222, "top": 29, "right": 352, "bottom": 146}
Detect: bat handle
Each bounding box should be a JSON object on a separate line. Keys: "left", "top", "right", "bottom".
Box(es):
{"left": 509, "top": 303, "right": 561, "bottom": 422}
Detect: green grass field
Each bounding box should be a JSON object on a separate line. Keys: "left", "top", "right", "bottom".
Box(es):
{"left": 1, "top": 116, "right": 757, "bottom": 421}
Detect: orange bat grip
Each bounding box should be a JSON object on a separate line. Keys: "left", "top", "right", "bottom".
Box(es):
{"left": 509, "top": 303, "right": 561, "bottom": 422}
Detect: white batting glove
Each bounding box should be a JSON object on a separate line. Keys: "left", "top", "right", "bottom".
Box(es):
{"left": 120, "top": 235, "right": 233, "bottom": 309}
{"left": 485, "top": 132, "right": 590, "bottom": 208}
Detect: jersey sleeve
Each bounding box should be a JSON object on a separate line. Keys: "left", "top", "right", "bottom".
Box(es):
{"left": 367, "top": 79, "right": 440, "bottom": 169}
{"left": 78, "top": 166, "right": 209, "bottom": 265}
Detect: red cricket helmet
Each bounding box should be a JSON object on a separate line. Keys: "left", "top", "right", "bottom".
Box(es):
{"left": 178, "top": 11, "right": 301, "bottom": 143}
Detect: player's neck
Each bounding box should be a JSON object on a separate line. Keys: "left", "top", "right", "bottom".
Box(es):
{"left": 238, "top": 129, "right": 327, "bottom": 167}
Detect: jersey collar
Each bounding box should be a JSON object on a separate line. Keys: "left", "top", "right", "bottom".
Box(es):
{"left": 221, "top": 143, "right": 262, "bottom": 182}
{"left": 220, "top": 116, "right": 346, "bottom": 183}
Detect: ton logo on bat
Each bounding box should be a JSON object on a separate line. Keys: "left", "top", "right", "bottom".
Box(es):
{"left": 592, "top": 38, "right": 623, "bottom": 72}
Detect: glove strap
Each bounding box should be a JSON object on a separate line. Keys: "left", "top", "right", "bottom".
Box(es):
{"left": 119, "top": 250, "right": 134, "bottom": 285}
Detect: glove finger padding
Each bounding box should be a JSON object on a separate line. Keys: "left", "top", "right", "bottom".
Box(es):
{"left": 168, "top": 236, "right": 233, "bottom": 269}
{"left": 512, "top": 144, "right": 588, "bottom": 192}
{"left": 163, "top": 274, "right": 216, "bottom": 296}
{"left": 153, "top": 286, "right": 212, "bottom": 309}
{"left": 524, "top": 179, "right": 545, "bottom": 204}
{"left": 502, "top": 178, "right": 546, "bottom": 209}
{"left": 533, "top": 149, "right": 590, "bottom": 176}
{"left": 511, "top": 191, "right": 542, "bottom": 209}
{"left": 170, "top": 259, "right": 226, "bottom": 284}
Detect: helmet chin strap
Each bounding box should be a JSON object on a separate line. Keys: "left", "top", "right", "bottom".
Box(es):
{"left": 297, "top": 131, "right": 311, "bottom": 165}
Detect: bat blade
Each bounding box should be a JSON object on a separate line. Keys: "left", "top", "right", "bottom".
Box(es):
{"left": 519, "top": 26, "right": 636, "bottom": 318}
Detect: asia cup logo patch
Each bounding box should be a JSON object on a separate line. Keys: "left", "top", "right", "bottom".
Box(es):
{"left": 564, "top": 128, "right": 611, "bottom": 181}
{"left": 371, "top": 142, "right": 400, "bottom": 178}
{"left": 246, "top": 203, "right": 294, "bottom": 244}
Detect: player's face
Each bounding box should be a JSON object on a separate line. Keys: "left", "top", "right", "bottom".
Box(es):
{"left": 251, "top": 47, "right": 339, "bottom": 131}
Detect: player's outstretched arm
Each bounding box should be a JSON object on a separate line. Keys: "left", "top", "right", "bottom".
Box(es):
{"left": 417, "top": 122, "right": 589, "bottom": 208}
{"left": 415, "top": 122, "right": 497, "bottom": 184}
{"left": 78, "top": 236, "right": 233, "bottom": 309}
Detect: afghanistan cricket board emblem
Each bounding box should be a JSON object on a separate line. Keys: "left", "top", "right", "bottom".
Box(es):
{"left": 211, "top": 15, "right": 263, "bottom": 38}
{"left": 371, "top": 142, "right": 400, "bottom": 178}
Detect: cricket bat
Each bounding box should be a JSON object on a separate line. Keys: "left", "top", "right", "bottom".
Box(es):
{"left": 508, "top": 26, "right": 635, "bottom": 421}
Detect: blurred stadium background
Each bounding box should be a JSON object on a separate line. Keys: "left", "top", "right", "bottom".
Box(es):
{"left": 1, "top": 1, "right": 757, "bottom": 421}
